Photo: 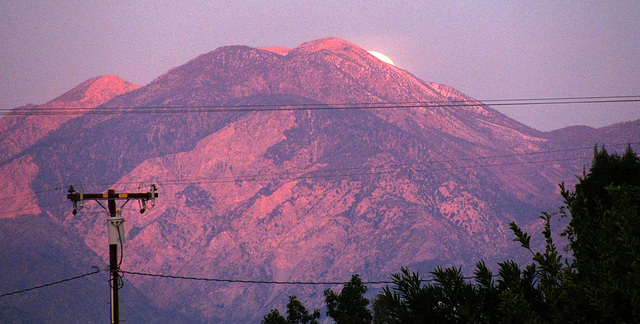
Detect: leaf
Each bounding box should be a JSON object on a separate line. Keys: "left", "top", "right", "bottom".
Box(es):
{"left": 510, "top": 221, "right": 531, "bottom": 251}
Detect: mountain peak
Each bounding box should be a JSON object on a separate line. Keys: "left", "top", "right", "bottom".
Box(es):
{"left": 54, "top": 75, "right": 140, "bottom": 105}
{"left": 296, "top": 37, "right": 364, "bottom": 55}
{"left": 0, "top": 75, "right": 140, "bottom": 164}
{"left": 258, "top": 46, "right": 292, "bottom": 56}
{"left": 288, "top": 37, "right": 399, "bottom": 76}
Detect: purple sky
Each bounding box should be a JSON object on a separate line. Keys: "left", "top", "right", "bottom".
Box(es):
{"left": 2, "top": 1, "right": 639, "bottom": 131}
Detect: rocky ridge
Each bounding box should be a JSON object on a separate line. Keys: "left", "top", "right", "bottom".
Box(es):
{"left": 0, "top": 75, "right": 140, "bottom": 164}
{"left": 1, "top": 38, "right": 639, "bottom": 323}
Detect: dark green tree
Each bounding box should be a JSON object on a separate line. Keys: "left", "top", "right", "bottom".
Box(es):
{"left": 509, "top": 214, "right": 564, "bottom": 322}
{"left": 324, "top": 274, "right": 373, "bottom": 324}
{"left": 373, "top": 266, "right": 483, "bottom": 323}
{"left": 373, "top": 267, "right": 437, "bottom": 323}
{"left": 262, "top": 295, "right": 321, "bottom": 324}
{"left": 508, "top": 145, "right": 640, "bottom": 322}
{"left": 373, "top": 259, "right": 551, "bottom": 323}
{"left": 564, "top": 146, "right": 640, "bottom": 266}
{"left": 559, "top": 146, "right": 640, "bottom": 322}
{"left": 262, "top": 309, "right": 286, "bottom": 324}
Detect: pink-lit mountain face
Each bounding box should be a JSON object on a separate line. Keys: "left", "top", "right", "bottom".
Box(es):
{"left": 1, "top": 38, "right": 638, "bottom": 323}
{"left": 0, "top": 75, "right": 141, "bottom": 164}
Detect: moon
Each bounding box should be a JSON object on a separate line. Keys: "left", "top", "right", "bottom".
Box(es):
{"left": 367, "top": 51, "right": 396, "bottom": 66}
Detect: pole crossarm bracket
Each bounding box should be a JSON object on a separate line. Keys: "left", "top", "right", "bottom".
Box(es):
{"left": 67, "top": 185, "right": 158, "bottom": 216}
{"left": 67, "top": 192, "right": 158, "bottom": 201}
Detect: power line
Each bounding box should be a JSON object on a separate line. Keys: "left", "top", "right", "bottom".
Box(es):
{"left": 151, "top": 144, "right": 604, "bottom": 186}
{"left": 0, "top": 265, "right": 543, "bottom": 298}
{"left": 470, "top": 95, "right": 640, "bottom": 103}
{"left": 0, "top": 267, "right": 102, "bottom": 298}
{"left": 0, "top": 200, "right": 67, "bottom": 217}
{"left": 2, "top": 96, "right": 639, "bottom": 116}
{"left": 0, "top": 185, "right": 64, "bottom": 202}
{"left": 55, "top": 155, "right": 590, "bottom": 194}
{"left": 121, "top": 270, "right": 393, "bottom": 285}
{"left": 2, "top": 142, "right": 635, "bottom": 208}
{"left": 120, "top": 269, "right": 496, "bottom": 286}
{"left": 0, "top": 142, "right": 611, "bottom": 207}
{"left": 148, "top": 156, "right": 591, "bottom": 187}
{"left": 68, "top": 143, "right": 610, "bottom": 189}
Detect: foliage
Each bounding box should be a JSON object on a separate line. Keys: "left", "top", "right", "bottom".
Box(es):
{"left": 372, "top": 261, "right": 547, "bottom": 323}
{"left": 262, "top": 296, "right": 320, "bottom": 324}
{"left": 324, "top": 274, "right": 373, "bottom": 324}
{"left": 262, "top": 309, "right": 286, "bottom": 324}
{"left": 559, "top": 146, "right": 640, "bottom": 322}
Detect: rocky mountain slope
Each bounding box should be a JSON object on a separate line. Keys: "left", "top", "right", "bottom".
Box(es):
{"left": 1, "top": 38, "right": 638, "bottom": 323}
{"left": 0, "top": 75, "right": 140, "bottom": 164}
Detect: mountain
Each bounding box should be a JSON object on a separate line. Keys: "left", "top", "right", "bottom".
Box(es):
{"left": 1, "top": 37, "right": 638, "bottom": 323}
{"left": 0, "top": 75, "right": 140, "bottom": 165}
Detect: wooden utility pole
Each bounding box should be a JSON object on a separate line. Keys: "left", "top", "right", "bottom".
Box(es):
{"left": 107, "top": 189, "right": 120, "bottom": 324}
{"left": 68, "top": 185, "right": 158, "bottom": 324}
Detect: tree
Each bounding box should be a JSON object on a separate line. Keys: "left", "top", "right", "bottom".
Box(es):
{"left": 373, "top": 261, "right": 547, "bottom": 323}
{"left": 324, "top": 274, "right": 373, "bottom": 324}
{"left": 563, "top": 146, "right": 640, "bottom": 266}
{"left": 509, "top": 145, "right": 640, "bottom": 322}
{"left": 262, "top": 309, "right": 286, "bottom": 324}
{"left": 262, "top": 295, "right": 321, "bottom": 324}
{"left": 559, "top": 146, "right": 640, "bottom": 322}
{"left": 509, "top": 214, "right": 564, "bottom": 322}
{"left": 373, "top": 266, "right": 481, "bottom": 323}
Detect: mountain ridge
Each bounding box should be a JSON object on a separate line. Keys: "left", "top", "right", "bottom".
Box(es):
{"left": 1, "top": 38, "right": 639, "bottom": 323}
{"left": 0, "top": 75, "right": 140, "bottom": 164}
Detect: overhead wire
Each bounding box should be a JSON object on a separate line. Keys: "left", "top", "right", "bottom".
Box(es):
{"left": 0, "top": 265, "right": 543, "bottom": 298}
{"left": 0, "top": 185, "right": 65, "bottom": 202}
{"left": 149, "top": 156, "right": 591, "bottom": 187}
{"left": 120, "top": 269, "right": 499, "bottom": 286}
{"left": 2, "top": 141, "right": 632, "bottom": 207}
{"left": 0, "top": 200, "right": 68, "bottom": 217}
{"left": 54, "top": 154, "right": 592, "bottom": 192}
{"left": 2, "top": 95, "right": 639, "bottom": 116}
{"left": 0, "top": 267, "right": 102, "bottom": 298}
{"left": 86, "top": 142, "right": 618, "bottom": 188}
{"left": 149, "top": 144, "right": 607, "bottom": 186}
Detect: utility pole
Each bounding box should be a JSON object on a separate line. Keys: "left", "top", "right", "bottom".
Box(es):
{"left": 68, "top": 185, "right": 158, "bottom": 324}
